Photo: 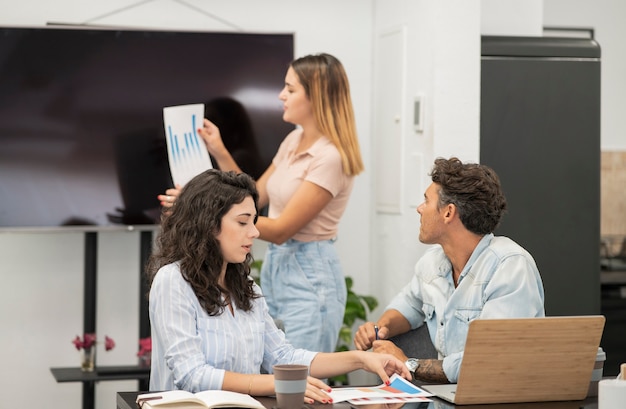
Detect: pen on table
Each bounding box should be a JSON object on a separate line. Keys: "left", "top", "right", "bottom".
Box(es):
{"left": 374, "top": 325, "right": 379, "bottom": 340}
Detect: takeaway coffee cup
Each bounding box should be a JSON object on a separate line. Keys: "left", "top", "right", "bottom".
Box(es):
{"left": 599, "top": 379, "right": 626, "bottom": 409}
{"left": 587, "top": 347, "right": 606, "bottom": 397}
{"left": 273, "top": 364, "right": 308, "bottom": 409}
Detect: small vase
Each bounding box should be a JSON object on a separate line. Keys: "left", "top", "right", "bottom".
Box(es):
{"left": 81, "top": 347, "right": 96, "bottom": 372}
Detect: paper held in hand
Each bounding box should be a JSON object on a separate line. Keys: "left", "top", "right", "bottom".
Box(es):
{"left": 136, "top": 390, "right": 265, "bottom": 409}
{"left": 163, "top": 104, "right": 213, "bottom": 187}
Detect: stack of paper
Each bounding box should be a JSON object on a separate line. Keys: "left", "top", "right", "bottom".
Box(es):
{"left": 327, "top": 374, "right": 433, "bottom": 405}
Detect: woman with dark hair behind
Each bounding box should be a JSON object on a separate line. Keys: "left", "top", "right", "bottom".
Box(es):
{"left": 147, "top": 169, "right": 410, "bottom": 400}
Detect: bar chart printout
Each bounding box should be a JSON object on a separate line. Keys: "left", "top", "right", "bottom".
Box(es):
{"left": 327, "top": 374, "right": 433, "bottom": 404}
{"left": 163, "top": 104, "right": 213, "bottom": 187}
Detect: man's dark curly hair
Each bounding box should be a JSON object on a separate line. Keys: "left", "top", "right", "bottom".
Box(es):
{"left": 146, "top": 169, "right": 260, "bottom": 316}
{"left": 430, "top": 157, "right": 507, "bottom": 235}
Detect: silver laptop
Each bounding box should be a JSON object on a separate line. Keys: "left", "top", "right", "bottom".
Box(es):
{"left": 422, "top": 316, "right": 605, "bottom": 405}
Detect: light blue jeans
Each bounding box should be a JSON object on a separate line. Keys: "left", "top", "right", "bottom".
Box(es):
{"left": 260, "top": 239, "right": 347, "bottom": 353}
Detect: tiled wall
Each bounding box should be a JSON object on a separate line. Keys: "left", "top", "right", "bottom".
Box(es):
{"left": 601, "top": 151, "right": 626, "bottom": 236}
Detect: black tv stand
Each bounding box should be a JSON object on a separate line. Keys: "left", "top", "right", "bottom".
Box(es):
{"left": 82, "top": 229, "right": 153, "bottom": 343}
{"left": 51, "top": 227, "right": 156, "bottom": 409}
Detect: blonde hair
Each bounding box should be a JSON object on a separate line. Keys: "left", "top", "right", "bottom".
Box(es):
{"left": 291, "top": 53, "right": 364, "bottom": 176}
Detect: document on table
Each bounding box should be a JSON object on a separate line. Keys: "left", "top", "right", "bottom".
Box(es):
{"left": 326, "top": 374, "right": 433, "bottom": 405}
{"left": 163, "top": 103, "right": 213, "bottom": 187}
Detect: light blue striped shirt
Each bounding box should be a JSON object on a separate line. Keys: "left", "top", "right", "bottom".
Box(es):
{"left": 149, "top": 263, "right": 318, "bottom": 392}
{"left": 386, "top": 234, "right": 545, "bottom": 383}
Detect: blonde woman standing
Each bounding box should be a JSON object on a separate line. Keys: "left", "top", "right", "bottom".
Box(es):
{"left": 161, "top": 53, "right": 363, "bottom": 353}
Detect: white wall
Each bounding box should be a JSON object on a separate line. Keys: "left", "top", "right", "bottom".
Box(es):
{"left": 0, "top": 228, "right": 143, "bottom": 407}
{"left": 1, "top": 0, "right": 622, "bottom": 408}
{"left": 481, "top": 0, "right": 543, "bottom": 36}
{"left": 544, "top": 0, "right": 626, "bottom": 151}
{"left": 370, "top": 0, "right": 482, "bottom": 311}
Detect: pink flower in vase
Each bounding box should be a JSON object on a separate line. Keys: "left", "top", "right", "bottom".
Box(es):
{"left": 72, "top": 333, "right": 114, "bottom": 372}
{"left": 83, "top": 333, "right": 97, "bottom": 349}
{"left": 137, "top": 337, "right": 152, "bottom": 367}
{"left": 104, "top": 335, "right": 116, "bottom": 351}
{"left": 137, "top": 337, "right": 152, "bottom": 357}
{"left": 71, "top": 333, "right": 116, "bottom": 351}
{"left": 72, "top": 335, "right": 84, "bottom": 351}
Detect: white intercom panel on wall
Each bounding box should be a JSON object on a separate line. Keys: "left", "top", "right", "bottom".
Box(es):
{"left": 413, "top": 94, "right": 424, "bottom": 132}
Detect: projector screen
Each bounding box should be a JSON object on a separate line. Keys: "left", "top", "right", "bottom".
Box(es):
{"left": 0, "top": 26, "right": 294, "bottom": 229}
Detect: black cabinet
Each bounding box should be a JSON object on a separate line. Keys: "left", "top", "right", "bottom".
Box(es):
{"left": 480, "top": 36, "right": 601, "bottom": 316}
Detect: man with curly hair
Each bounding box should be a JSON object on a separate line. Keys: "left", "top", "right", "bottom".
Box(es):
{"left": 354, "top": 157, "right": 545, "bottom": 384}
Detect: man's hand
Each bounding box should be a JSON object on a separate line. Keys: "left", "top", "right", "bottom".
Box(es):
{"left": 372, "top": 340, "right": 408, "bottom": 362}
{"left": 354, "top": 322, "right": 383, "bottom": 351}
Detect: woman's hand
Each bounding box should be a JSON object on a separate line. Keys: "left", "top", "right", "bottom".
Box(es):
{"left": 197, "top": 118, "right": 228, "bottom": 159}
{"left": 309, "top": 349, "right": 411, "bottom": 388}
{"left": 197, "top": 118, "right": 242, "bottom": 174}
{"left": 303, "top": 376, "right": 333, "bottom": 404}
{"left": 158, "top": 184, "right": 182, "bottom": 208}
{"left": 360, "top": 351, "right": 412, "bottom": 383}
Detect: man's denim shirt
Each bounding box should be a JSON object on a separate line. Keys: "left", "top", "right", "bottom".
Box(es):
{"left": 386, "top": 233, "right": 545, "bottom": 382}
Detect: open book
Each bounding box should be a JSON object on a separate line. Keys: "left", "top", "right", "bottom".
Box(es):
{"left": 136, "top": 390, "right": 265, "bottom": 409}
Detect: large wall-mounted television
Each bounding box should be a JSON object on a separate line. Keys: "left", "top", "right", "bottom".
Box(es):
{"left": 0, "top": 26, "right": 294, "bottom": 229}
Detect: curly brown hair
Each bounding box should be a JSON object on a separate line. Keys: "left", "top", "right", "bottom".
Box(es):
{"left": 145, "top": 169, "right": 260, "bottom": 315}
{"left": 430, "top": 157, "right": 508, "bottom": 235}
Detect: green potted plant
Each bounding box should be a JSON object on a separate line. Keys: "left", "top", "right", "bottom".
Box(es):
{"left": 330, "top": 276, "right": 378, "bottom": 385}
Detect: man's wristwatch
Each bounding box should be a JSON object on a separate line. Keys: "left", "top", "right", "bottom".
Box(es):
{"left": 405, "top": 358, "right": 420, "bottom": 373}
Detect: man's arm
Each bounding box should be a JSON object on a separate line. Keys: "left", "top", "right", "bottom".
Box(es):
{"left": 354, "top": 309, "right": 411, "bottom": 351}
{"left": 413, "top": 359, "right": 449, "bottom": 383}
{"left": 371, "top": 340, "right": 451, "bottom": 384}
{"left": 376, "top": 309, "right": 413, "bottom": 339}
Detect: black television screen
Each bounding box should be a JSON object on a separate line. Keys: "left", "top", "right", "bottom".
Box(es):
{"left": 0, "top": 26, "right": 294, "bottom": 229}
